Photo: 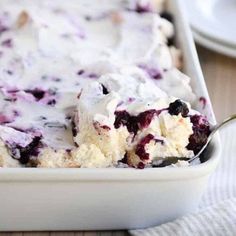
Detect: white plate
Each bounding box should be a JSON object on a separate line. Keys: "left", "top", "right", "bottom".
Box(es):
{"left": 193, "top": 29, "right": 236, "bottom": 58}
{"left": 184, "top": 0, "right": 236, "bottom": 47}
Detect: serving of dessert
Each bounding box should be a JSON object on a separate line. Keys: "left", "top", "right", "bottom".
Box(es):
{"left": 0, "top": 0, "right": 211, "bottom": 168}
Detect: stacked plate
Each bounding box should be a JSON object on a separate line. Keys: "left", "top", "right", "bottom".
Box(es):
{"left": 183, "top": 0, "right": 236, "bottom": 58}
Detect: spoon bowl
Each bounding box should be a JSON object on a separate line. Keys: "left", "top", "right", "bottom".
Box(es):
{"left": 188, "top": 114, "right": 236, "bottom": 163}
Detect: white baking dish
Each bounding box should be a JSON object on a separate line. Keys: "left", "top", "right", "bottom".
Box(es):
{"left": 0, "top": 0, "right": 221, "bottom": 231}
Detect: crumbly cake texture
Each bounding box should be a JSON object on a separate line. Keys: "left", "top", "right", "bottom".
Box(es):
{"left": 0, "top": 0, "right": 210, "bottom": 168}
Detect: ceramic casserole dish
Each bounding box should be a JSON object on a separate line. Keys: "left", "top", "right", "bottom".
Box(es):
{"left": 0, "top": 0, "right": 221, "bottom": 231}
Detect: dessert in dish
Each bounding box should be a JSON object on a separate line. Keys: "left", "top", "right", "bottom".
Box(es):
{"left": 0, "top": 0, "right": 210, "bottom": 168}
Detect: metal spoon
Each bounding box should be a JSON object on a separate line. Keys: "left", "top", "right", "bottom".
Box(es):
{"left": 153, "top": 114, "right": 236, "bottom": 167}
{"left": 188, "top": 114, "right": 236, "bottom": 163}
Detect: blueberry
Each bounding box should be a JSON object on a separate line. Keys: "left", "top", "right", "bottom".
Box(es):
{"left": 114, "top": 110, "right": 138, "bottom": 134}
{"left": 114, "top": 110, "right": 133, "bottom": 129}
{"left": 135, "top": 134, "right": 154, "bottom": 161}
{"left": 8, "top": 136, "right": 42, "bottom": 164}
{"left": 114, "top": 109, "right": 166, "bottom": 135}
{"left": 187, "top": 115, "right": 211, "bottom": 155}
{"left": 137, "top": 162, "right": 145, "bottom": 169}
{"left": 24, "top": 89, "right": 45, "bottom": 101}
{"left": 137, "top": 109, "right": 157, "bottom": 129}
{"left": 168, "top": 99, "right": 189, "bottom": 117}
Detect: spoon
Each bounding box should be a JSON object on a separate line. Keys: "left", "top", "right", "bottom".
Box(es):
{"left": 153, "top": 114, "right": 236, "bottom": 168}
{"left": 188, "top": 114, "right": 236, "bottom": 163}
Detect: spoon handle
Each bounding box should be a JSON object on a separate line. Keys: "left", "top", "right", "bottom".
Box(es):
{"left": 210, "top": 114, "right": 236, "bottom": 138}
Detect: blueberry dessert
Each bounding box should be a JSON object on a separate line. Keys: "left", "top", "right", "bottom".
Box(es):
{"left": 0, "top": 0, "right": 210, "bottom": 168}
{"left": 72, "top": 81, "right": 202, "bottom": 168}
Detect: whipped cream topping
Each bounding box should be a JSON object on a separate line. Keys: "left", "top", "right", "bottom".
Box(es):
{"left": 74, "top": 80, "right": 195, "bottom": 168}
{"left": 0, "top": 0, "right": 207, "bottom": 168}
